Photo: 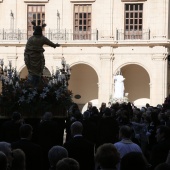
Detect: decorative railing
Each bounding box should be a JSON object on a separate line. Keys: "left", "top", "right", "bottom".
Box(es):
{"left": 0, "top": 28, "right": 151, "bottom": 41}
{"left": 0, "top": 29, "right": 27, "bottom": 40}
{"left": 45, "top": 29, "right": 98, "bottom": 41}
{"left": 0, "top": 29, "right": 98, "bottom": 41}
{"left": 116, "top": 29, "right": 150, "bottom": 40}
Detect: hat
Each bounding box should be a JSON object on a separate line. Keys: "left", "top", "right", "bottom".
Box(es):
{"left": 31, "top": 21, "right": 46, "bottom": 36}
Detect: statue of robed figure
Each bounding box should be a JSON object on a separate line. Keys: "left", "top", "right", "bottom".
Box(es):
{"left": 24, "top": 21, "right": 60, "bottom": 87}
{"left": 113, "top": 69, "right": 125, "bottom": 99}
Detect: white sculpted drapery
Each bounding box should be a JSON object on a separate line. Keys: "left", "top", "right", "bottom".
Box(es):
{"left": 113, "top": 74, "right": 125, "bottom": 99}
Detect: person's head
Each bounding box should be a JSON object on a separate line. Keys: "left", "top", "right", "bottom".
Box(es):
{"left": 0, "top": 151, "right": 7, "bottom": 170}
{"left": 119, "top": 125, "right": 132, "bottom": 139}
{"left": 91, "top": 106, "right": 99, "bottom": 116}
{"left": 41, "top": 112, "right": 53, "bottom": 122}
{"left": 12, "top": 111, "right": 21, "bottom": 122}
{"left": 155, "top": 163, "right": 170, "bottom": 170}
{"left": 146, "top": 103, "right": 150, "bottom": 108}
{"left": 19, "top": 124, "right": 33, "bottom": 140}
{"left": 103, "top": 107, "right": 111, "bottom": 117}
{"left": 71, "top": 121, "right": 83, "bottom": 137}
{"left": 155, "top": 125, "right": 170, "bottom": 142}
{"left": 56, "top": 158, "right": 79, "bottom": 170}
{"left": 11, "top": 149, "right": 26, "bottom": 170}
{"left": 120, "top": 152, "right": 147, "bottom": 170}
{"left": 101, "top": 102, "right": 106, "bottom": 109}
{"left": 95, "top": 143, "right": 120, "bottom": 169}
{"left": 87, "top": 102, "right": 92, "bottom": 110}
{"left": 0, "top": 142, "right": 13, "bottom": 168}
{"left": 83, "top": 111, "right": 90, "bottom": 119}
{"left": 48, "top": 146, "right": 68, "bottom": 168}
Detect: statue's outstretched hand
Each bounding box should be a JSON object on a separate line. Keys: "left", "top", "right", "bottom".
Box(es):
{"left": 55, "top": 43, "right": 60, "bottom": 48}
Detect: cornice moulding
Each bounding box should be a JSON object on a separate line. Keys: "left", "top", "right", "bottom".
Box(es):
{"left": 24, "top": 0, "right": 49, "bottom": 3}
{"left": 151, "top": 54, "right": 166, "bottom": 61}
{"left": 121, "top": 0, "right": 146, "bottom": 2}
{"left": 70, "top": 0, "right": 95, "bottom": 2}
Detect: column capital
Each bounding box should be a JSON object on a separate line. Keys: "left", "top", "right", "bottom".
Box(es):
{"left": 100, "top": 54, "right": 113, "bottom": 60}
{"left": 151, "top": 54, "right": 167, "bottom": 61}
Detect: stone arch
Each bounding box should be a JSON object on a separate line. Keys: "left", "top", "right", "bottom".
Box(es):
{"left": 68, "top": 63, "right": 99, "bottom": 112}
{"left": 114, "top": 63, "right": 150, "bottom": 107}
{"left": 70, "top": 60, "right": 100, "bottom": 80}
{"left": 114, "top": 62, "right": 151, "bottom": 81}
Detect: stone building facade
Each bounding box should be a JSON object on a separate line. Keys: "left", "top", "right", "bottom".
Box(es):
{"left": 0, "top": 0, "right": 170, "bottom": 110}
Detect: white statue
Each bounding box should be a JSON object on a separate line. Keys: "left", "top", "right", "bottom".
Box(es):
{"left": 113, "top": 70, "right": 125, "bottom": 99}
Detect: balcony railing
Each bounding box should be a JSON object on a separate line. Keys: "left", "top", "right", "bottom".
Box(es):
{"left": 0, "top": 29, "right": 98, "bottom": 41}
{"left": 116, "top": 29, "right": 150, "bottom": 40}
{"left": 45, "top": 29, "right": 98, "bottom": 41}
{"left": 0, "top": 29, "right": 27, "bottom": 40}
{"left": 0, "top": 28, "right": 151, "bottom": 41}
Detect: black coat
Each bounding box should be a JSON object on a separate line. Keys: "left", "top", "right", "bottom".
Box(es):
{"left": 150, "top": 139, "right": 170, "bottom": 169}
{"left": 0, "top": 120, "right": 22, "bottom": 143}
{"left": 35, "top": 119, "right": 64, "bottom": 170}
{"left": 97, "top": 116, "right": 119, "bottom": 147}
{"left": 11, "top": 139, "right": 43, "bottom": 170}
{"left": 63, "top": 136, "right": 95, "bottom": 170}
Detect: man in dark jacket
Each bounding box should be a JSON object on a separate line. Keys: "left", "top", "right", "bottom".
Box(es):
{"left": 36, "top": 112, "right": 64, "bottom": 170}
{"left": 0, "top": 112, "right": 23, "bottom": 143}
{"left": 11, "top": 124, "right": 43, "bottom": 170}
{"left": 150, "top": 125, "right": 170, "bottom": 169}
{"left": 63, "top": 121, "right": 95, "bottom": 170}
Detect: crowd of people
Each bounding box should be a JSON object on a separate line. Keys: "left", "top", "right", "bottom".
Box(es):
{"left": 0, "top": 100, "right": 170, "bottom": 170}
{"left": 2, "top": 19, "right": 170, "bottom": 170}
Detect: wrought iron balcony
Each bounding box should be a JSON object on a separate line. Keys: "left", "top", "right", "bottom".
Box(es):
{"left": 0, "top": 29, "right": 27, "bottom": 40}
{"left": 0, "top": 29, "right": 98, "bottom": 41}
{"left": 116, "top": 29, "right": 150, "bottom": 40}
{"left": 45, "top": 29, "right": 99, "bottom": 41}
{"left": 0, "top": 28, "right": 151, "bottom": 42}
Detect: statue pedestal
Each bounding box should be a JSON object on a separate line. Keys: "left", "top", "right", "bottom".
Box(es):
{"left": 109, "top": 96, "right": 128, "bottom": 104}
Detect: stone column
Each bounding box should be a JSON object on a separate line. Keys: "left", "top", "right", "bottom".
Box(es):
{"left": 98, "top": 54, "right": 112, "bottom": 106}
{"left": 150, "top": 53, "right": 167, "bottom": 106}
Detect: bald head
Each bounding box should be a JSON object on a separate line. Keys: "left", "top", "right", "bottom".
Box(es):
{"left": 71, "top": 121, "right": 83, "bottom": 137}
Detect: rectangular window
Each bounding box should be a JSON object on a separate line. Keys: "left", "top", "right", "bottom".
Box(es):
{"left": 124, "top": 4, "right": 143, "bottom": 39}
{"left": 73, "top": 4, "right": 92, "bottom": 40}
{"left": 27, "top": 5, "right": 45, "bottom": 38}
